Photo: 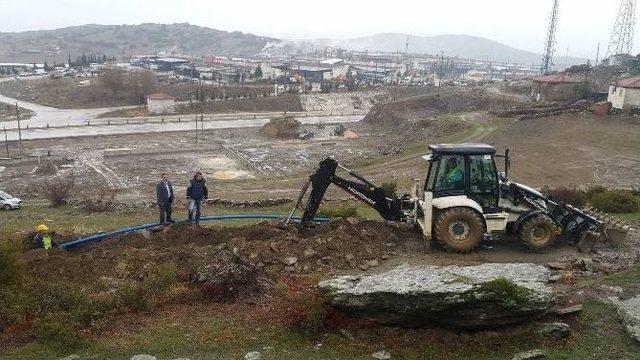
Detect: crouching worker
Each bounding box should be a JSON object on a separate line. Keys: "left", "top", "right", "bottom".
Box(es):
{"left": 34, "top": 224, "right": 57, "bottom": 250}
{"left": 187, "top": 171, "right": 208, "bottom": 226}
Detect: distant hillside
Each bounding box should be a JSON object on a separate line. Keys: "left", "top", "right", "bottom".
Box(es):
{"left": 313, "top": 33, "right": 587, "bottom": 66}
{"left": 0, "top": 23, "right": 276, "bottom": 63}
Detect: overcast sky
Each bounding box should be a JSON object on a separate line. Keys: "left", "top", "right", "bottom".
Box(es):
{"left": 0, "top": 0, "right": 629, "bottom": 58}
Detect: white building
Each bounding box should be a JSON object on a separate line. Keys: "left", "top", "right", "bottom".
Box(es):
{"left": 608, "top": 77, "right": 640, "bottom": 110}
{"left": 146, "top": 93, "right": 176, "bottom": 114}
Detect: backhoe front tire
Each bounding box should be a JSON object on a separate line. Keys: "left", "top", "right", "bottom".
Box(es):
{"left": 519, "top": 214, "right": 561, "bottom": 251}
{"left": 434, "top": 208, "right": 484, "bottom": 253}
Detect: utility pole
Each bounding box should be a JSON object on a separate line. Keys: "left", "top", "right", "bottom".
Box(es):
{"left": 15, "top": 103, "right": 23, "bottom": 157}
{"left": 195, "top": 114, "right": 198, "bottom": 145}
{"left": 596, "top": 43, "right": 601, "bottom": 66}
{"left": 3, "top": 126, "right": 9, "bottom": 158}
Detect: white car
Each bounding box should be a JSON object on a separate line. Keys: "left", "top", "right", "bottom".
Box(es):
{"left": 0, "top": 191, "right": 22, "bottom": 210}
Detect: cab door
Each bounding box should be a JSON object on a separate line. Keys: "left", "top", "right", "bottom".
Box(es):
{"left": 466, "top": 154, "right": 499, "bottom": 212}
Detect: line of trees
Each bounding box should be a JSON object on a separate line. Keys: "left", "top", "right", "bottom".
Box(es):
{"left": 101, "top": 68, "right": 159, "bottom": 104}
{"left": 68, "top": 53, "right": 116, "bottom": 68}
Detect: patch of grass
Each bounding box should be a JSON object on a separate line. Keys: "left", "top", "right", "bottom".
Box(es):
{"left": 548, "top": 300, "right": 640, "bottom": 359}
{"left": 603, "top": 266, "right": 640, "bottom": 290}
{"left": 318, "top": 204, "right": 358, "bottom": 219}
{"left": 611, "top": 212, "right": 640, "bottom": 222}
{"left": 478, "top": 278, "right": 536, "bottom": 308}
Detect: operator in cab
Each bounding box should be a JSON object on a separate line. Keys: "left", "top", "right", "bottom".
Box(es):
{"left": 445, "top": 157, "right": 464, "bottom": 190}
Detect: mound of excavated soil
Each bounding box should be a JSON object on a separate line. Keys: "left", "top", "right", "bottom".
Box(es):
{"left": 260, "top": 115, "right": 301, "bottom": 138}
{"left": 363, "top": 87, "right": 526, "bottom": 126}
{"left": 24, "top": 220, "right": 420, "bottom": 284}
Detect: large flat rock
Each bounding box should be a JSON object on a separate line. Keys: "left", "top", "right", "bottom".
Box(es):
{"left": 318, "top": 263, "right": 555, "bottom": 329}
{"left": 618, "top": 295, "right": 640, "bottom": 342}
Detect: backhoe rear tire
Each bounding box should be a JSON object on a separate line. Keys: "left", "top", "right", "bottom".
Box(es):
{"left": 434, "top": 208, "right": 484, "bottom": 253}
{"left": 519, "top": 214, "right": 561, "bottom": 251}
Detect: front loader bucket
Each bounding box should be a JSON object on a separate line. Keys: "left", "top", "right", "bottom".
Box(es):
{"left": 582, "top": 207, "right": 631, "bottom": 247}
{"left": 554, "top": 205, "right": 630, "bottom": 252}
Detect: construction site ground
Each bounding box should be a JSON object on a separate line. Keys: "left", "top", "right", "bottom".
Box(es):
{"left": 2, "top": 87, "right": 640, "bottom": 359}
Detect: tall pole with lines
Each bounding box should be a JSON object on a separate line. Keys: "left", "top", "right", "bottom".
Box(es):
{"left": 541, "top": 0, "right": 560, "bottom": 74}
{"left": 607, "top": 0, "right": 637, "bottom": 57}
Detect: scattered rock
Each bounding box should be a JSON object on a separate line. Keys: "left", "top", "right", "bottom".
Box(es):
{"left": 131, "top": 355, "right": 156, "bottom": 360}
{"left": 545, "top": 262, "right": 571, "bottom": 270}
{"left": 346, "top": 217, "right": 360, "bottom": 225}
{"left": 371, "top": 350, "right": 392, "bottom": 359}
{"left": 304, "top": 249, "right": 318, "bottom": 258}
{"left": 345, "top": 253, "right": 355, "bottom": 261}
{"left": 366, "top": 259, "right": 379, "bottom": 268}
{"left": 600, "top": 284, "right": 624, "bottom": 295}
{"left": 282, "top": 257, "right": 298, "bottom": 266}
{"left": 511, "top": 349, "right": 546, "bottom": 360}
{"left": 244, "top": 351, "right": 262, "bottom": 360}
{"left": 548, "top": 274, "right": 562, "bottom": 283}
{"left": 318, "top": 263, "right": 556, "bottom": 329}
{"left": 553, "top": 304, "right": 583, "bottom": 316}
{"left": 539, "top": 322, "right": 571, "bottom": 339}
{"left": 115, "top": 262, "right": 128, "bottom": 278}
{"left": 617, "top": 295, "right": 640, "bottom": 342}
{"left": 59, "top": 355, "right": 80, "bottom": 360}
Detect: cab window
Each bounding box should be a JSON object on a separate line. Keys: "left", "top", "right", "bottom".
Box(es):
{"left": 468, "top": 154, "right": 498, "bottom": 208}
{"left": 434, "top": 155, "right": 464, "bottom": 192}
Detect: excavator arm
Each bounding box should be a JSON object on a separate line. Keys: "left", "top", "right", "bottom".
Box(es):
{"left": 289, "top": 158, "right": 406, "bottom": 227}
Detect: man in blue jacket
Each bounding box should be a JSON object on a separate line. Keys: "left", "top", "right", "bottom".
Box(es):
{"left": 187, "top": 171, "right": 208, "bottom": 225}
{"left": 156, "top": 173, "right": 175, "bottom": 225}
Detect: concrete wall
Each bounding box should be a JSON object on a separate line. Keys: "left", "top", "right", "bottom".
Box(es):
{"left": 609, "top": 85, "right": 640, "bottom": 110}
{"left": 147, "top": 99, "right": 176, "bottom": 114}
{"left": 609, "top": 85, "right": 625, "bottom": 109}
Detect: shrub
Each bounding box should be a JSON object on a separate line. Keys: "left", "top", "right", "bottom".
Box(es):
{"left": 585, "top": 185, "right": 607, "bottom": 199}
{"left": 318, "top": 204, "right": 358, "bottom": 219}
{"left": 0, "top": 241, "right": 25, "bottom": 286}
{"left": 540, "top": 186, "right": 587, "bottom": 207}
{"left": 43, "top": 175, "right": 75, "bottom": 207}
{"left": 143, "top": 261, "right": 178, "bottom": 293}
{"left": 79, "top": 186, "right": 120, "bottom": 213}
{"left": 590, "top": 190, "right": 639, "bottom": 213}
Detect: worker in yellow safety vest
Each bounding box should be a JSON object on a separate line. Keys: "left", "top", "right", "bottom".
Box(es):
{"left": 33, "top": 224, "right": 57, "bottom": 250}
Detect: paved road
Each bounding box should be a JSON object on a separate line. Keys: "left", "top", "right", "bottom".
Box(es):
{"left": 0, "top": 77, "right": 366, "bottom": 141}
{"left": 0, "top": 77, "right": 135, "bottom": 128}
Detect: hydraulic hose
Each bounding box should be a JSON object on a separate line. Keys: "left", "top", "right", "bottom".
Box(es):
{"left": 59, "top": 214, "right": 330, "bottom": 250}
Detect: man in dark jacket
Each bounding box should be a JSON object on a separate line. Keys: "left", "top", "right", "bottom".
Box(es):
{"left": 186, "top": 171, "right": 208, "bottom": 225}
{"left": 156, "top": 173, "right": 174, "bottom": 225}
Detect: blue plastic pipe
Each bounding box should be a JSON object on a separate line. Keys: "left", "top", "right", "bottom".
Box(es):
{"left": 59, "top": 214, "right": 330, "bottom": 250}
